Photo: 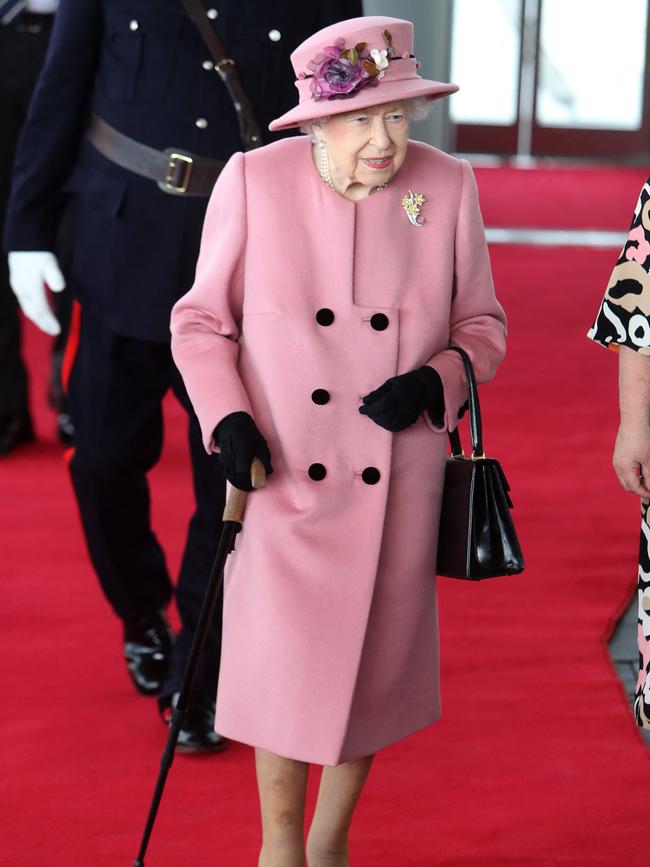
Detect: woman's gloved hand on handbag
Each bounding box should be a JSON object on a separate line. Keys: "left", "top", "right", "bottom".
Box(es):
{"left": 213, "top": 411, "right": 273, "bottom": 491}
{"left": 359, "top": 366, "right": 445, "bottom": 432}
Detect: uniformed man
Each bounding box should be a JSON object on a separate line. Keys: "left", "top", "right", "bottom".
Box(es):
{"left": 4, "top": 0, "right": 361, "bottom": 750}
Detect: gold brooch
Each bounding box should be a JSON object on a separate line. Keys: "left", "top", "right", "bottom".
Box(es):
{"left": 401, "top": 189, "right": 426, "bottom": 227}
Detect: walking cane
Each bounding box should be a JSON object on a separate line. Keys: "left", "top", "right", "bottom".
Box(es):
{"left": 133, "top": 458, "right": 267, "bottom": 867}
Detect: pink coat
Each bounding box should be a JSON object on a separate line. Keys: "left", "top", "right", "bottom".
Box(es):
{"left": 170, "top": 137, "right": 506, "bottom": 766}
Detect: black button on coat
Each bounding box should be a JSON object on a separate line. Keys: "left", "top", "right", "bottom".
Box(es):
{"left": 311, "top": 389, "right": 330, "bottom": 404}
{"left": 316, "top": 308, "right": 335, "bottom": 326}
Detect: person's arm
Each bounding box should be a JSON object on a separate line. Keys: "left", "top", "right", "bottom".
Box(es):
{"left": 170, "top": 152, "right": 254, "bottom": 453}
{"left": 614, "top": 346, "right": 650, "bottom": 498}
{"left": 3, "top": 0, "right": 102, "bottom": 252}
{"left": 424, "top": 158, "right": 507, "bottom": 432}
{"left": 587, "top": 177, "right": 650, "bottom": 497}
{"left": 172, "top": 157, "right": 272, "bottom": 485}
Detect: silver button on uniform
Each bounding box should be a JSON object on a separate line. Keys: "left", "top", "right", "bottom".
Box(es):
{"left": 195, "top": 118, "right": 208, "bottom": 129}
{"left": 268, "top": 29, "right": 281, "bottom": 42}
{"left": 129, "top": 19, "right": 139, "bottom": 31}
{"left": 206, "top": 8, "right": 218, "bottom": 19}
{"left": 202, "top": 60, "right": 214, "bottom": 71}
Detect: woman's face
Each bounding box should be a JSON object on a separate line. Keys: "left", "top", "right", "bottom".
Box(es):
{"left": 317, "top": 102, "right": 409, "bottom": 195}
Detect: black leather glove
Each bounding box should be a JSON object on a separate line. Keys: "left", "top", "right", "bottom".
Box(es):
{"left": 359, "top": 366, "right": 445, "bottom": 432}
{"left": 213, "top": 411, "right": 273, "bottom": 492}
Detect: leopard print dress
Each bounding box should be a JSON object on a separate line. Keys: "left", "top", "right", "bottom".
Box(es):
{"left": 588, "top": 176, "right": 650, "bottom": 729}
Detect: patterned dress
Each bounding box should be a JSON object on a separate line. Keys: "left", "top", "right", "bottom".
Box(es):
{"left": 588, "top": 176, "right": 650, "bottom": 729}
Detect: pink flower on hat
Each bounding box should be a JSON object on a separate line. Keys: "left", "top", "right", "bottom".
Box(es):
{"left": 309, "top": 39, "right": 373, "bottom": 100}
{"left": 308, "top": 31, "right": 397, "bottom": 102}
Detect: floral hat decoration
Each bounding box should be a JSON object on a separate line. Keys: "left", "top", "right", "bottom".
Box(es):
{"left": 269, "top": 16, "right": 458, "bottom": 132}
{"left": 309, "top": 29, "right": 395, "bottom": 101}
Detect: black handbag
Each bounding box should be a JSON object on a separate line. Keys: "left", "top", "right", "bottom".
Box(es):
{"left": 436, "top": 347, "right": 524, "bottom": 580}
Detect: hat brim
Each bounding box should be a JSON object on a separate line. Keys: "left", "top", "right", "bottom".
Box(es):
{"left": 269, "top": 78, "right": 459, "bottom": 132}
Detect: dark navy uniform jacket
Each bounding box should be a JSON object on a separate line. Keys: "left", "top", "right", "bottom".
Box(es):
{"left": 4, "top": 0, "right": 361, "bottom": 341}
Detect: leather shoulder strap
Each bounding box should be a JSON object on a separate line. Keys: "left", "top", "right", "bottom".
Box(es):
{"left": 178, "top": 0, "right": 263, "bottom": 151}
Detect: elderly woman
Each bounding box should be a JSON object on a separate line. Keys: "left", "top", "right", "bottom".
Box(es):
{"left": 171, "top": 16, "right": 506, "bottom": 867}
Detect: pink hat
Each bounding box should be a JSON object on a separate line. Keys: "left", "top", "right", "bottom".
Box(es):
{"left": 269, "top": 16, "right": 458, "bottom": 132}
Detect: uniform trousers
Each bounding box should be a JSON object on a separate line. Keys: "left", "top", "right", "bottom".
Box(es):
{"left": 67, "top": 306, "right": 226, "bottom": 702}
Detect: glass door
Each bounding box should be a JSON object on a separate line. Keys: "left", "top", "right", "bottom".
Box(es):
{"left": 450, "top": 0, "right": 650, "bottom": 161}
{"left": 451, "top": 0, "right": 524, "bottom": 154}
{"left": 533, "top": 0, "right": 649, "bottom": 158}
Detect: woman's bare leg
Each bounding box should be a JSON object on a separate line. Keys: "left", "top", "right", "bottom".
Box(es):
{"left": 255, "top": 747, "right": 310, "bottom": 867}
{"left": 306, "top": 754, "right": 375, "bottom": 867}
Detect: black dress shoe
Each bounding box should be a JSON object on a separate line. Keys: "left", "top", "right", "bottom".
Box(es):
{"left": 123, "top": 611, "right": 173, "bottom": 696}
{"left": 166, "top": 694, "right": 228, "bottom": 754}
{"left": 0, "top": 411, "right": 34, "bottom": 456}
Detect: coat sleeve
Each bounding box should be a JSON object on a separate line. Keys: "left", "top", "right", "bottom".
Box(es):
{"left": 3, "top": 0, "right": 102, "bottom": 252}
{"left": 423, "top": 158, "right": 507, "bottom": 433}
{"left": 170, "top": 151, "right": 254, "bottom": 453}
{"left": 587, "top": 177, "right": 650, "bottom": 355}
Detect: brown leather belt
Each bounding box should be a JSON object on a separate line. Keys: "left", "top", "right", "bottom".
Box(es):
{"left": 85, "top": 114, "right": 225, "bottom": 197}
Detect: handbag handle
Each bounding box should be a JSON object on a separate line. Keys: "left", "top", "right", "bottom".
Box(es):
{"left": 447, "top": 346, "right": 484, "bottom": 459}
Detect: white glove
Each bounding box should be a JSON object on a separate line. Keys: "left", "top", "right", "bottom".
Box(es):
{"left": 8, "top": 251, "right": 66, "bottom": 336}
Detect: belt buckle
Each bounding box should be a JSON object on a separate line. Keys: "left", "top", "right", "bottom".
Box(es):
{"left": 159, "top": 151, "right": 193, "bottom": 195}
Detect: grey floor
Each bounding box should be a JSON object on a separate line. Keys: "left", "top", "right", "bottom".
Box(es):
{"left": 608, "top": 596, "right": 650, "bottom": 747}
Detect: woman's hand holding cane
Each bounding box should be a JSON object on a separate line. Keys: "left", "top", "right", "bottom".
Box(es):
{"left": 214, "top": 411, "right": 273, "bottom": 491}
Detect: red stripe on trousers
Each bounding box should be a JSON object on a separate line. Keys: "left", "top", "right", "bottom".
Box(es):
{"left": 60, "top": 300, "right": 81, "bottom": 463}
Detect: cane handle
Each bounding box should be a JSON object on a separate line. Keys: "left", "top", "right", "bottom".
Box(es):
{"left": 223, "top": 457, "right": 267, "bottom": 523}
{"left": 250, "top": 456, "right": 267, "bottom": 490}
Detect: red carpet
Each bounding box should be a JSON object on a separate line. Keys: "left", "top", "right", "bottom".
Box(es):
{"left": 4, "top": 176, "right": 650, "bottom": 865}
{"left": 474, "top": 165, "right": 648, "bottom": 229}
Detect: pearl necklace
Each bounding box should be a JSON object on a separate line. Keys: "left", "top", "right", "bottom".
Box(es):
{"left": 318, "top": 141, "right": 390, "bottom": 195}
